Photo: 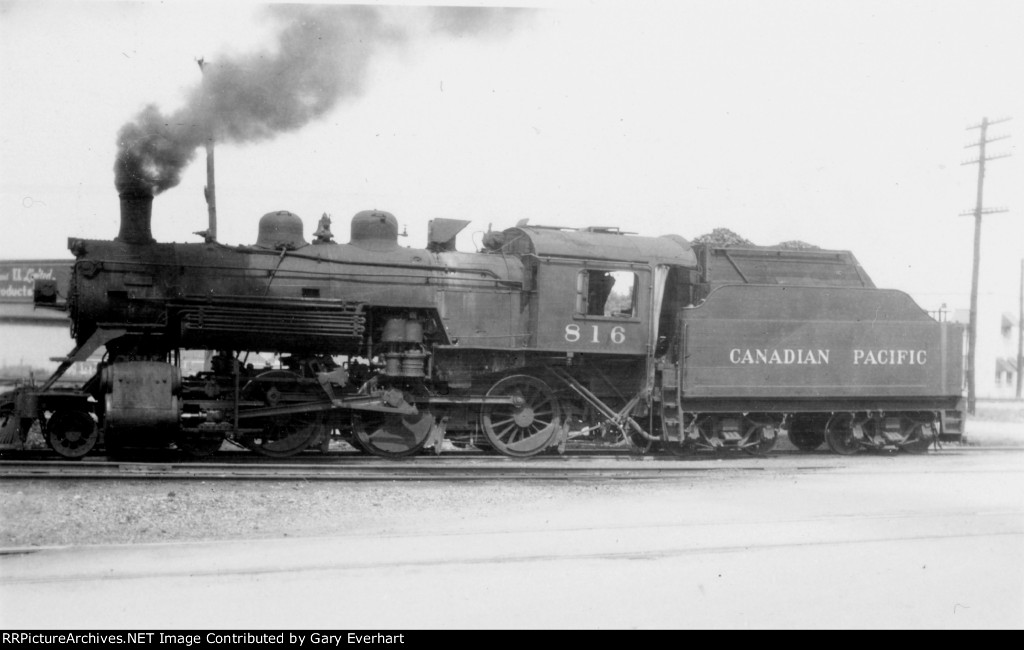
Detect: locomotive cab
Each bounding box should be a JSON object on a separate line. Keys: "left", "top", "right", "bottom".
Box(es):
{"left": 486, "top": 224, "right": 697, "bottom": 357}
{"left": 468, "top": 223, "right": 703, "bottom": 454}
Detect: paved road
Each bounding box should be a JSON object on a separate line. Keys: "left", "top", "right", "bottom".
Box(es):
{"left": 1, "top": 450, "right": 1022, "bottom": 629}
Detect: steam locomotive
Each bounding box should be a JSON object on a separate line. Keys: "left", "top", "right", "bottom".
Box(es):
{"left": 0, "top": 190, "right": 966, "bottom": 459}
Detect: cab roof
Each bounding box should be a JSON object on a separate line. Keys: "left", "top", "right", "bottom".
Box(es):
{"left": 491, "top": 224, "right": 698, "bottom": 268}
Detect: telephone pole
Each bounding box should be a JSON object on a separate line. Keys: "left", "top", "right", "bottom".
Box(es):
{"left": 961, "top": 117, "right": 1011, "bottom": 414}
{"left": 1017, "top": 258, "right": 1023, "bottom": 399}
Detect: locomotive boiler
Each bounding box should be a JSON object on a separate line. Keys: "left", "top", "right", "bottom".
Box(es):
{"left": 2, "top": 189, "right": 966, "bottom": 459}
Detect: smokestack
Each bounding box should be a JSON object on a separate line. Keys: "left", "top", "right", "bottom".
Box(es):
{"left": 117, "top": 189, "right": 155, "bottom": 245}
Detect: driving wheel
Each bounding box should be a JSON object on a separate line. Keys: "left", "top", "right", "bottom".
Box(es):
{"left": 480, "top": 375, "right": 562, "bottom": 458}
{"left": 352, "top": 410, "right": 433, "bottom": 459}
{"left": 245, "top": 413, "right": 325, "bottom": 458}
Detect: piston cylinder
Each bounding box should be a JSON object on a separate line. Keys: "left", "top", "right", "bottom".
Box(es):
{"left": 102, "top": 361, "right": 181, "bottom": 440}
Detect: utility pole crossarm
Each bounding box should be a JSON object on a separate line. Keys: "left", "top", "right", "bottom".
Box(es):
{"left": 964, "top": 134, "right": 1011, "bottom": 148}
{"left": 968, "top": 116, "right": 1012, "bottom": 129}
{"left": 959, "top": 207, "right": 1009, "bottom": 217}
{"left": 962, "top": 152, "right": 1013, "bottom": 165}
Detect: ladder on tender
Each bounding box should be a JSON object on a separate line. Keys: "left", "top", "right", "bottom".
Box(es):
{"left": 939, "top": 409, "right": 966, "bottom": 443}
{"left": 659, "top": 360, "right": 685, "bottom": 446}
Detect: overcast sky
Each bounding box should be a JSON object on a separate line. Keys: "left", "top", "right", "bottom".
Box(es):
{"left": 1, "top": 0, "right": 1022, "bottom": 317}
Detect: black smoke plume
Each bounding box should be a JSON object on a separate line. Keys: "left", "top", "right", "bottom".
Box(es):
{"left": 114, "top": 5, "right": 528, "bottom": 196}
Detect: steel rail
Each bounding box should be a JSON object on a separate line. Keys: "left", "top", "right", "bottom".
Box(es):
{"left": 0, "top": 458, "right": 790, "bottom": 481}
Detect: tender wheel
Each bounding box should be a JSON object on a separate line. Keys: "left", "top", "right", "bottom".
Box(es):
{"left": 46, "top": 410, "right": 98, "bottom": 459}
{"left": 743, "top": 418, "right": 779, "bottom": 455}
{"left": 824, "top": 413, "right": 862, "bottom": 455}
{"left": 789, "top": 429, "right": 825, "bottom": 451}
{"left": 788, "top": 416, "right": 827, "bottom": 451}
{"left": 352, "top": 411, "right": 433, "bottom": 459}
{"left": 900, "top": 421, "right": 934, "bottom": 454}
{"left": 245, "top": 414, "right": 325, "bottom": 458}
{"left": 750, "top": 433, "right": 778, "bottom": 453}
{"left": 480, "top": 375, "right": 562, "bottom": 458}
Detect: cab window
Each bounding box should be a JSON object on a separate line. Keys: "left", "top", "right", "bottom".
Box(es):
{"left": 577, "top": 270, "right": 637, "bottom": 317}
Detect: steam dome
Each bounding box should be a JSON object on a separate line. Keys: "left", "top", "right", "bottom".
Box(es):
{"left": 350, "top": 210, "right": 399, "bottom": 251}
{"left": 256, "top": 211, "right": 307, "bottom": 250}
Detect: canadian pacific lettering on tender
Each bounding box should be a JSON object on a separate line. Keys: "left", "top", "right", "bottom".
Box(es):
{"left": 727, "top": 348, "right": 928, "bottom": 366}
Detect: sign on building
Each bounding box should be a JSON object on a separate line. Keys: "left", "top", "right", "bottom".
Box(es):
{"left": 0, "top": 260, "right": 72, "bottom": 303}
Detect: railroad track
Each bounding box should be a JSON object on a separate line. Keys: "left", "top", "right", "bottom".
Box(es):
{"left": 0, "top": 456, "right": 821, "bottom": 481}
{"left": 0, "top": 443, "right": 1004, "bottom": 481}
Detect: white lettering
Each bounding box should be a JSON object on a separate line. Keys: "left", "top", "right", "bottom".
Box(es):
{"left": 729, "top": 348, "right": 832, "bottom": 365}
{"left": 346, "top": 632, "right": 406, "bottom": 644}
{"left": 565, "top": 324, "right": 580, "bottom": 342}
{"left": 564, "top": 324, "right": 628, "bottom": 345}
{"left": 610, "top": 325, "right": 626, "bottom": 344}
{"left": 851, "top": 349, "right": 927, "bottom": 365}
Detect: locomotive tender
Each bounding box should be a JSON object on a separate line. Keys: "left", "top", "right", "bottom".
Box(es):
{"left": 1, "top": 190, "right": 966, "bottom": 458}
